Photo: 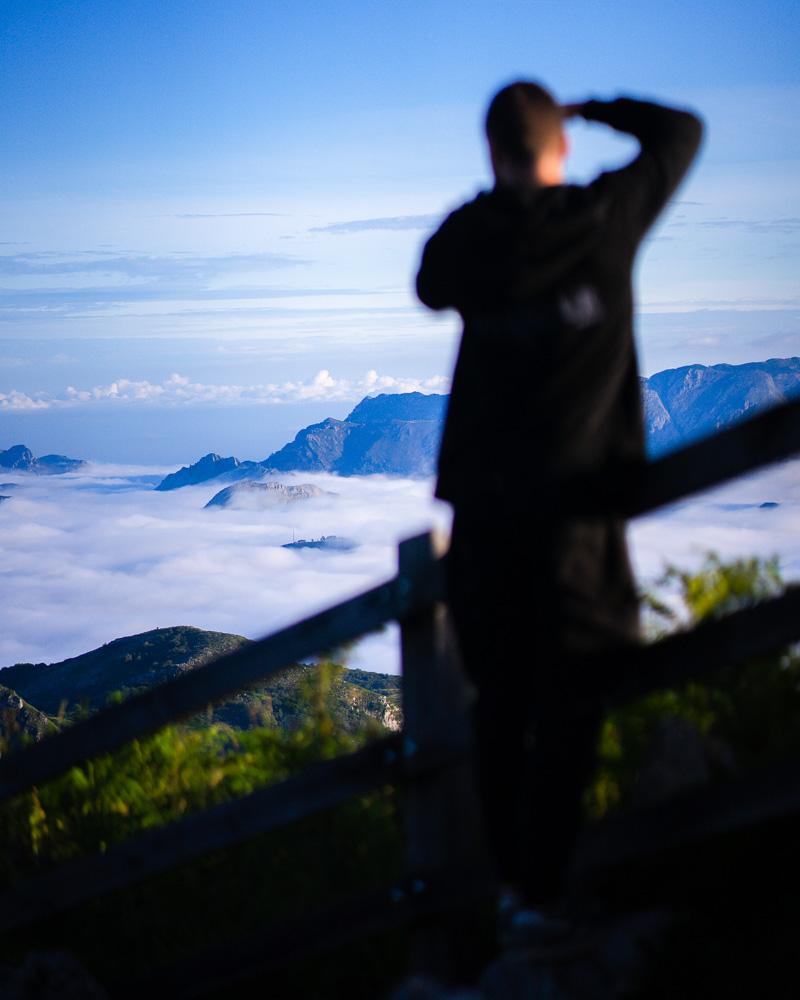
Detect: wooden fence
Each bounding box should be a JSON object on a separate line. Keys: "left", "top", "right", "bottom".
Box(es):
{"left": 1, "top": 397, "right": 799, "bottom": 995}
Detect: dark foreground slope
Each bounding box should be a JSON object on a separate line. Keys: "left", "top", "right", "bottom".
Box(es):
{"left": 0, "top": 626, "right": 402, "bottom": 734}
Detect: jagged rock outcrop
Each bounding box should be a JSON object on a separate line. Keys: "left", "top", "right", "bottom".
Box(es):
{"left": 262, "top": 416, "right": 354, "bottom": 473}
{"left": 36, "top": 454, "right": 86, "bottom": 474}
{"left": 155, "top": 453, "right": 262, "bottom": 491}
{"left": 282, "top": 535, "right": 357, "bottom": 551}
{"left": 644, "top": 357, "right": 800, "bottom": 455}
{"left": 204, "top": 480, "right": 333, "bottom": 509}
{"left": 0, "top": 685, "right": 57, "bottom": 749}
{"left": 262, "top": 391, "right": 447, "bottom": 476}
{"left": 640, "top": 382, "right": 681, "bottom": 453}
{"left": 0, "top": 445, "right": 36, "bottom": 470}
{"left": 0, "top": 445, "right": 84, "bottom": 475}
{"left": 345, "top": 392, "right": 448, "bottom": 424}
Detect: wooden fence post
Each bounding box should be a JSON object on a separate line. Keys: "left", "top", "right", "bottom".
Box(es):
{"left": 398, "top": 530, "right": 486, "bottom": 982}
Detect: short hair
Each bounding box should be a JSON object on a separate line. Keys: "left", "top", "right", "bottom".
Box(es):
{"left": 485, "top": 81, "right": 563, "bottom": 166}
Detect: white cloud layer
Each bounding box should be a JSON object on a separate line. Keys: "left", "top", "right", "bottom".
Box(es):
{"left": 0, "top": 460, "right": 797, "bottom": 679}
{"left": 0, "top": 370, "right": 451, "bottom": 412}
{"left": 628, "top": 459, "right": 800, "bottom": 587}
{"left": 0, "top": 467, "right": 451, "bottom": 675}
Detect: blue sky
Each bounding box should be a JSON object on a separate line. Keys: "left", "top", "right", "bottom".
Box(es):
{"left": 1, "top": 0, "right": 799, "bottom": 462}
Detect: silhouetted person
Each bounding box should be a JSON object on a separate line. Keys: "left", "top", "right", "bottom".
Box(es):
{"left": 416, "top": 82, "right": 702, "bottom": 913}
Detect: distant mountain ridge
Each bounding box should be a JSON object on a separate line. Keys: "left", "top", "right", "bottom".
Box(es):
{"left": 262, "top": 391, "right": 446, "bottom": 476}
{"left": 0, "top": 444, "right": 85, "bottom": 475}
{"left": 155, "top": 453, "right": 263, "bottom": 491}
{"left": 0, "top": 626, "right": 402, "bottom": 737}
{"left": 155, "top": 357, "right": 799, "bottom": 490}
{"left": 154, "top": 391, "right": 448, "bottom": 491}
{"left": 642, "top": 357, "right": 800, "bottom": 455}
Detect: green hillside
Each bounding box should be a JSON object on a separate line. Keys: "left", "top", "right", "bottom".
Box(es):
{"left": 0, "top": 626, "right": 402, "bottom": 736}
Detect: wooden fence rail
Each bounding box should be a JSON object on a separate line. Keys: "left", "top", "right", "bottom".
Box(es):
{"left": 575, "top": 745, "right": 800, "bottom": 878}
{"left": 574, "top": 585, "right": 800, "bottom": 713}
{"left": 0, "top": 735, "right": 403, "bottom": 934}
{"left": 0, "top": 398, "right": 798, "bottom": 993}
{"left": 114, "top": 865, "right": 497, "bottom": 1000}
{"left": 566, "top": 395, "right": 800, "bottom": 517}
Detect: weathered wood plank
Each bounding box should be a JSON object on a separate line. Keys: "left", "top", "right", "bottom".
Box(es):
{"left": 400, "top": 532, "right": 485, "bottom": 979}
{"left": 0, "top": 548, "right": 445, "bottom": 805}
{"left": 0, "top": 735, "right": 402, "bottom": 934}
{"left": 569, "top": 586, "right": 800, "bottom": 712}
{"left": 573, "top": 751, "right": 800, "bottom": 881}
{"left": 401, "top": 532, "right": 478, "bottom": 871}
{"left": 0, "top": 721, "right": 475, "bottom": 936}
{"left": 111, "top": 865, "right": 497, "bottom": 999}
{"left": 565, "top": 397, "right": 800, "bottom": 518}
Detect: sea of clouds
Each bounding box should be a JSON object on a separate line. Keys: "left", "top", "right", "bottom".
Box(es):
{"left": 1, "top": 459, "right": 798, "bottom": 675}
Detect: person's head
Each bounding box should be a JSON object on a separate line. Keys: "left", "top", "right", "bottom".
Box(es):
{"left": 485, "top": 81, "right": 567, "bottom": 190}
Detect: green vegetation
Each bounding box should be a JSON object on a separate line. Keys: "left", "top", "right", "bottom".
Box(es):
{"left": 0, "top": 663, "right": 365, "bottom": 875}
{"left": 0, "top": 660, "right": 405, "bottom": 996}
{"left": 588, "top": 553, "right": 797, "bottom": 819}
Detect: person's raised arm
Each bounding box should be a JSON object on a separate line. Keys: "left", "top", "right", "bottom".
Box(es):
{"left": 572, "top": 96, "right": 704, "bottom": 241}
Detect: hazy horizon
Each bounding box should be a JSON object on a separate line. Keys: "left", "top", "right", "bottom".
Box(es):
{"left": 4, "top": 349, "right": 799, "bottom": 467}
{"left": 2, "top": 1, "right": 798, "bottom": 463}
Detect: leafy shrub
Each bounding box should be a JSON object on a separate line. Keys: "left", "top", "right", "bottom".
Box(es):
{"left": 587, "top": 553, "right": 798, "bottom": 819}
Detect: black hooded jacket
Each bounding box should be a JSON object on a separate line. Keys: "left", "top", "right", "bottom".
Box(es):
{"left": 417, "top": 97, "right": 703, "bottom": 508}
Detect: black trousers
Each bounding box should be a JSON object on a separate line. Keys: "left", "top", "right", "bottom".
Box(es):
{"left": 445, "top": 505, "right": 639, "bottom": 902}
